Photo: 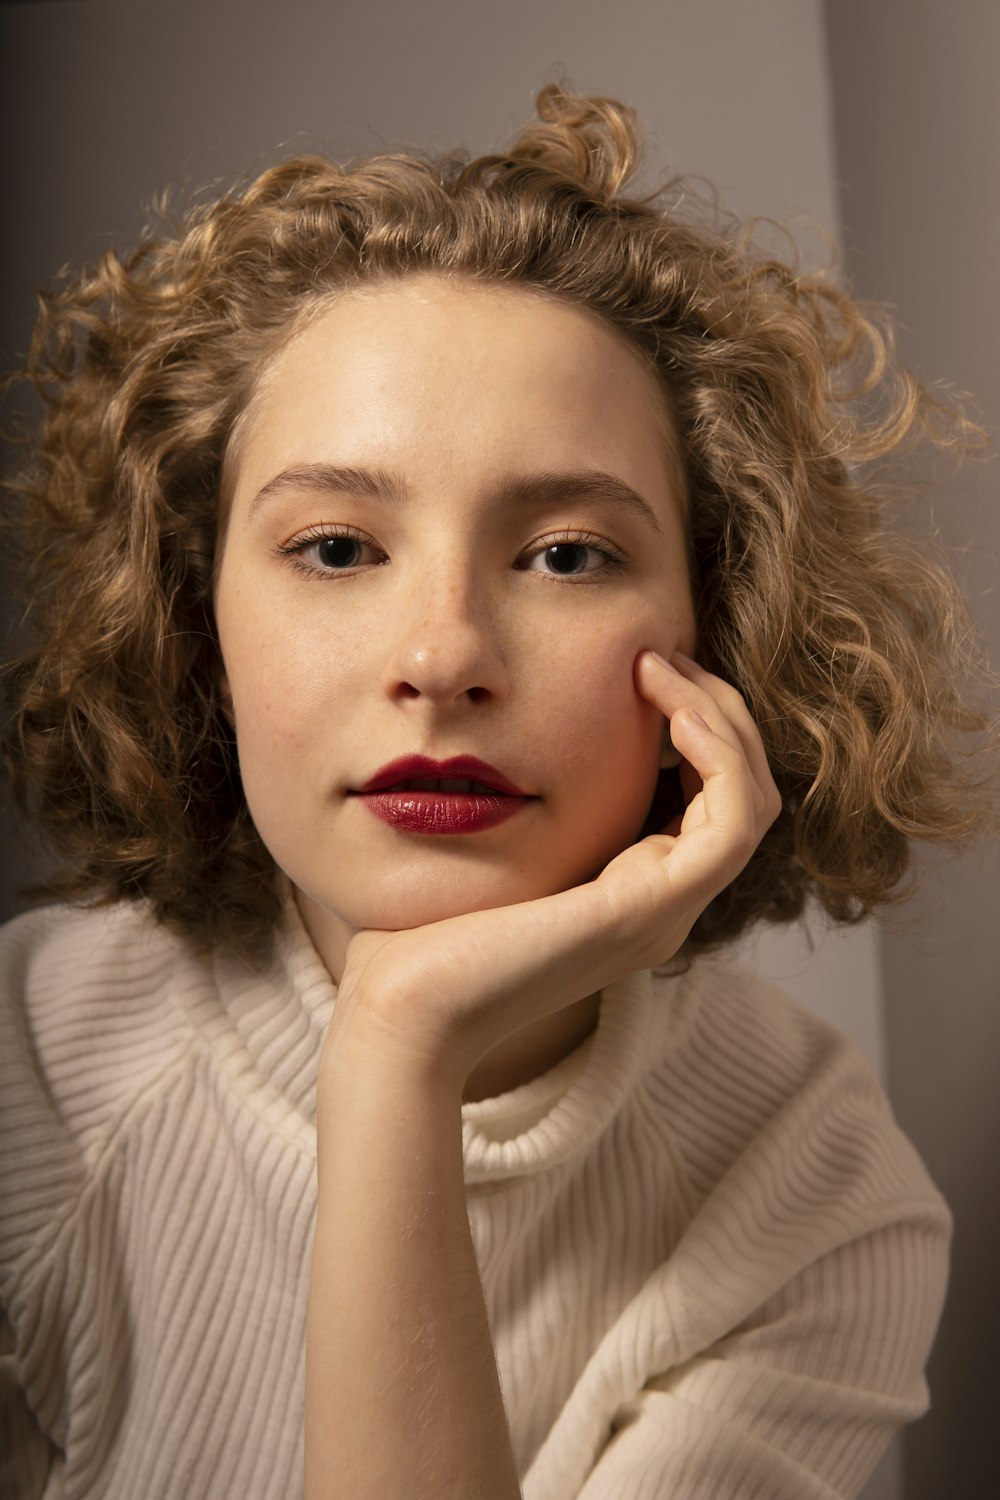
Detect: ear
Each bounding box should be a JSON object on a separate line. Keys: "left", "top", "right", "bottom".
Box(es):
{"left": 659, "top": 719, "right": 681, "bottom": 770}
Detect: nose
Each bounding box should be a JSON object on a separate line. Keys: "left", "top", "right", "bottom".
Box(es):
{"left": 381, "top": 569, "right": 510, "bottom": 708}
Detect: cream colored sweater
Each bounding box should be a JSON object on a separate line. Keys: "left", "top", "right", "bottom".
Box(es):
{"left": 0, "top": 899, "right": 949, "bottom": 1500}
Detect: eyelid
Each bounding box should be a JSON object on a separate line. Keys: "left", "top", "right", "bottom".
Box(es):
{"left": 275, "top": 523, "right": 385, "bottom": 577}
{"left": 273, "top": 523, "right": 628, "bottom": 579}
{"left": 518, "top": 529, "right": 627, "bottom": 574}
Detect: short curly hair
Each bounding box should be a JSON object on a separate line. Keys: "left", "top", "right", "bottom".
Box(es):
{"left": 3, "top": 83, "right": 995, "bottom": 962}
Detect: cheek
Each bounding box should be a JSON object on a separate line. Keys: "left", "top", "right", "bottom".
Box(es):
{"left": 537, "top": 623, "right": 662, "bottom": 785}
{"left": 218, "top": 608, "right": 330, "bottom": 770}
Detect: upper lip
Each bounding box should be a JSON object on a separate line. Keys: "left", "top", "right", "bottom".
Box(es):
{"left": 354, "top": 755, "right": 530, "bottom": 796}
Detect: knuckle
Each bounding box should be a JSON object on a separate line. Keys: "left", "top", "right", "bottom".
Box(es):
{"left": 725, "top": 809, "right": 760, "bottom": 866}
{"left": 736, "top": 824, "right": 760, "bottom": 865}
{"left": 725, "top": 681, "right": 750, "bottom": 713}
{"left": 765, "top": 782, "right": 783, "bottom": 825}
{"left": 712, "top": 677, "right": 750, "bottom": 718}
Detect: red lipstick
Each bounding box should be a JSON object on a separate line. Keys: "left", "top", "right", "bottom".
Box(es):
{"left": 352, "top": 755, "right": 533, "bottom": 835}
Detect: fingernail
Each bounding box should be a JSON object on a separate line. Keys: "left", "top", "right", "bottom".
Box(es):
{"left": 648, "top": 650, "right": 678, "bottom": 672}
{"left": 688, "top": 708, "right": 711, "bottom": 731}
{"left": 672, "top": 650, "right": 699, "bottom": 669}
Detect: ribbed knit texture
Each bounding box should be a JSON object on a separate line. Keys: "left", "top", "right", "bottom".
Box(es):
{"left": 0, "top": 899, "right": 950, "bottom": 1499}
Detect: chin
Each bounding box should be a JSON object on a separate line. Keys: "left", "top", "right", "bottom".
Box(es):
{"left": 329, "top": 883, "right": 530, "bottom": 932}
{"left": 291, "top": 820, "right": 646, "bottom": 936}
{"left": 318, "top": 854, "right": 586, "bottom": 931}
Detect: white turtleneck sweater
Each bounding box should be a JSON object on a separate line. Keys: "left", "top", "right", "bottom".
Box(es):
{"left": 0, "top": 898, "right": 949, "bottom": 1500}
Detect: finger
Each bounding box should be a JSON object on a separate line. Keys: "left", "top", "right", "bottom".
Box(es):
{"left": 634, "top": 665, "right": 780, "bottom": 856}
{"left": 636, "top": 651, "right": 779, "bottom": 825}
{"left": 636, "top": 651, "right": 755, "bottom": 781}
{"left": 630, "top": 709, "right": 762, "bottom": 905}
{"left": 669, "top": 651, "right": 777, "bottom": 810}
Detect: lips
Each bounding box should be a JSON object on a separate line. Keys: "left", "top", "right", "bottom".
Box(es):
{"left": 352, "top": 755, "right": 533, "bottom": 835}
{"left": 356, "top": 755, "right": 528, "bottom": 796}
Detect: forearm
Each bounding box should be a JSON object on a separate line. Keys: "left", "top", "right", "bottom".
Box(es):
{"left": 305, "top": 1045, "right": 522, "bottom": 1500}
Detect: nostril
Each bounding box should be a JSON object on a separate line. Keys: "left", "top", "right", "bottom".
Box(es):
{"left": 467, "top": 686, "right": 490, "bottom": 704}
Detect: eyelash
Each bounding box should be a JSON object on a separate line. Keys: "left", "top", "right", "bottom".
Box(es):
{"left": 275, "top": 525, "right": 627, "bottom": 581}
{"left": 518, "top": 531, "right": 626, "bottom": 580}
{"left": 276, "top": 525, "right": 381, "bottom": 579}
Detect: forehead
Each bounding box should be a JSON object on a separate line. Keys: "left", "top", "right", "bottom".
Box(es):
{"left": 226, "top": 274, "right": 682, "bottom": 505}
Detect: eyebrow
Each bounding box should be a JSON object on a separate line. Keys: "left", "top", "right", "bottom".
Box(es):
{"left": 247, "top": 462, "right": 665, "bottom": 537}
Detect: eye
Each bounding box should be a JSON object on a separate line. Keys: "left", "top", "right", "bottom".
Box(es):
{"left": 519, "top": 534, "right": 623, "bottom": 578}
{"left": 277, "top": 526, "right": 385, "bottom": 576}
{"left": 309, "top": 535, "right": 374, "bottom": 570}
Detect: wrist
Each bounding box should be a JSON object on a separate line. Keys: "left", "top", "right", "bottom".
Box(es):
{"left": 316, "top": 1013, "right": 466, "bottom": 1136}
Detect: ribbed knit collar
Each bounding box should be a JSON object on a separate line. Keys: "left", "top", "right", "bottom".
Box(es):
{"left": 461, "top": 967, "right": 657, "bottom": 1186}
{"left": 214, "top": 893, "right": 665, "bottom": 1186}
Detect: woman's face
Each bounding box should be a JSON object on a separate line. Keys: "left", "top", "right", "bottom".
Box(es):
{"left": 215, "top": 275, "right": 696, "bottom": 978}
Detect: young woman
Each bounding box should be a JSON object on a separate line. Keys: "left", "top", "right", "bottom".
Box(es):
{"left": 1, "top": 85, "right": 994, "bottom": 1499}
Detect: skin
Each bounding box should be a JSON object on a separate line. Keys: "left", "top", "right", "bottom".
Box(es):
{"left": 213, "top": 273, "right": 781, "bottom": 1497}
{"left": 214, "top": 273, "right": 778, "bottom": 1099}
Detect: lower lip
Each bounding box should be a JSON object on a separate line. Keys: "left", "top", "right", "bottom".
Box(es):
{"left": 357, "top": 790, "right": 531, "bottom": 834}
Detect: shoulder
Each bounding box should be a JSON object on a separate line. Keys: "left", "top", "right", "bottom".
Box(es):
{"left": 0, "top": 901, "right": 202, "bottom": 1263}
{"left": 654, "top": 949, "right": 897, "bottom": 1129}
{"left": 0, "top": 895, "right": 187, "bottom": 994}
{"left": 634, "top": 954, "right": 951, "bottom": 1436}
{"left": 0, "top": 900, "right": 203, "bottom": 1092}
{"left": 647, "top": 952, "right": 950, "bottom": 1241}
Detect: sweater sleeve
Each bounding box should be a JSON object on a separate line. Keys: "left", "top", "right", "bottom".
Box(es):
{"left": 513, "top": 958, "right": 951, "bottom": 1500}
{"left": 1, "top": 1307, "right": 63, "bottom": 1500}
{"left": 0, "top": 915, "right": 83, "bottom": 1500}
{"left": 573, "top": 1213, "right": 949, "bottom": 1499}
{"left": 0, "top": 904, "right": 190, "bottom": 1500}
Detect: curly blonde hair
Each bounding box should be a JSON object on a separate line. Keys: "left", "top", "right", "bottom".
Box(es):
{"left": 3, "top": 84, "right": 995, "bottom": 960}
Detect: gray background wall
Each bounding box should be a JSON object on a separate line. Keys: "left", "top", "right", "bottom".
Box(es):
{"left": 2, "top": 3, "right": 996, "bottom": 1496}
{"left": 825, "top": 6, "right": 1000, "bottom": 1497}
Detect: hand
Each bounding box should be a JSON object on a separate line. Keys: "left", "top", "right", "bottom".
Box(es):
{"left": 318, "top": 651, "right": 781, "bottom": 1094}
